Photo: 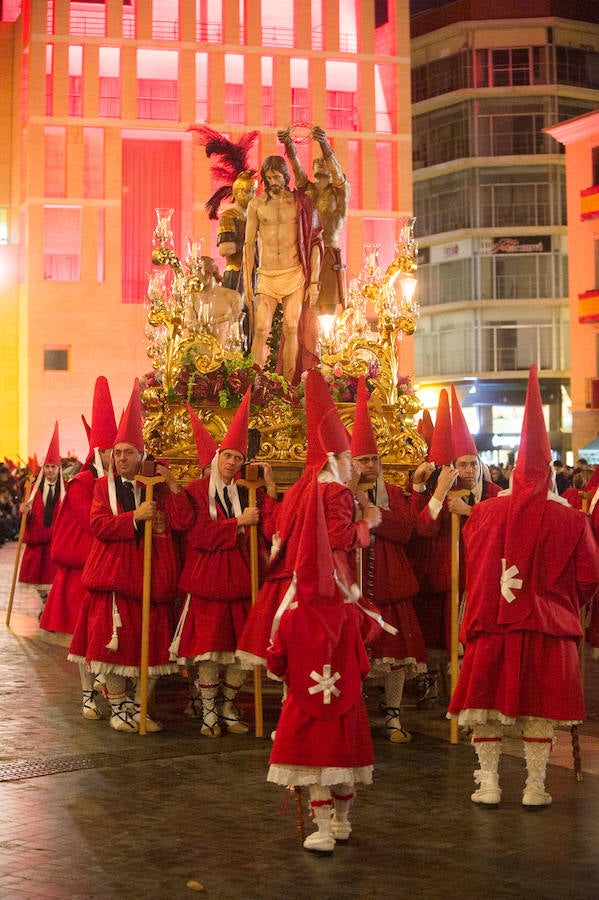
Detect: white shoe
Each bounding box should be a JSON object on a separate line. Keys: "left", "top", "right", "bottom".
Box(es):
{"left": 221, "top": 700, "right": 249, "bottom": 735}
{"left": 109, "top": 706, "right": 138, "bottom": 733}
{"left": 303, "top": 830, "right": 335, "bottom": 854}
{"left": 522, "top": 787, "right": 552, "bottom": 807}
{"left": 82, "top": 690, "right": 103, "bottom": 720}
{"left": 471, "top": 785, "right": 501, "bottom": 806}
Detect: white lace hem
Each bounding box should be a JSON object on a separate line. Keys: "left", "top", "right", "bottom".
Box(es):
{"left": 267, "top": 764, "right": 373, "bottom": 787}
{"left": 448, "top": 708, "right": 583, "bottom": 728}
{"left": 368, "top": 657, "right": 427, "bottom": 677}
{"left": 236, "top": 650, "right": 266, "bottom": 670}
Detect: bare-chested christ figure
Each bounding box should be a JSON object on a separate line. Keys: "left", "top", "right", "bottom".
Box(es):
{"left": 243, "top": 155, "right": 322, "bottom": 384}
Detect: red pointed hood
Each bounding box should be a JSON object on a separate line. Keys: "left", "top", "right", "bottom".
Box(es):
{"left": 428, "top": 390, "right": 452, "bottom": 465}
{"left": 450, "top": 384, "right": 478, "bottom": 459}
{"left": 44, "top": 422, "right": 61, "bottom": 466}
{"left": 351, "top": 376, "right": 378, "bottom": 458}
{"left": 89, "top": 376, "right": 117, "bottom": 450}
{"left": 219, "top": 387, "right": 250, "bottom": 457}
{"left": 187, "top": 402, "right": 218, "bottom": 468}
{"left": 114, "top": 379, "right": 144, "bottom": 452}
{"left": 498, "top": 364, "right": 552, "bottom": 625}
{"left": 306, "top": 369, "right": 351, "bottom": 472}
{"left": 417, "top": 408, "right": 434, "bottom": 451}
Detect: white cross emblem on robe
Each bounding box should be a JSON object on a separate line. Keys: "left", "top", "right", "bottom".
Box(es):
{"left": 308, "top": 664, "right": 341, "bottom": 704}
{"left": 500, "top": 558, "right": 523, "bottom": 603}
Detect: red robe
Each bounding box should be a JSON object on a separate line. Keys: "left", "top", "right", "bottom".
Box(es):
{"left": 19, "top": 483, "right": 60, "bottom": 586}
{"left": 365, "top": 483, "right": 427, "bottom": 671}
{"left": 40, "top": 468, "right": 96, "bottom": 634}
{"left": 237, "top": 478, "right": 370, "bottom": 667}
{"left": 584, "top": 485, "right": 599, "bottom": 652}
{"left": 268, "top": 598, "right": 373, "bottom": 782}
{"left": 168, "top": 476, "right": 277, "bottom": 663}
{"left": 448, "top": 494, "right": 599, "bottom": 723}
{"left": 68, "top": 475, "right": 180, "bottom": 676}
{"left": 409, "top": 478, "right": 501, "bottom": 652}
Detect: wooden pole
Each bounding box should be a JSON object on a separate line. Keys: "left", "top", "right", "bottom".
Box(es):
{"left": 135, "top": 467, "right": 165, "bottom": 736}
{"left": 447, "top": 489, "right": 469, "bottom": 745}
{"left": 238, "top": 464, "right": 266, "bottom": 738}
{"left": 6, "top": 479, "right": 32, "bottom": 628}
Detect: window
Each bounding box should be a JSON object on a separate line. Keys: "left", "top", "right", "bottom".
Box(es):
{"left": 291, "top": 58, "right": 310, "bottom": 123}
{"left": 152, "top": 0, "right": 179, "bottom": 40}
{"left": 414, "top": 171, "right": 472, "bottom": 235}
{"left": 83, "top": 128, "right": 104, "bottom": 198}
{"left": 99, "top": 47, "right": 120, "bottom": 118}
{"left": 195, "top": 52, "right": 208, "bottom": 122}
{"left": 44, "top": 127, "right": 66, "bottom": 197}
{"left": 261, "top": 0, "right": 293, "bottom": 48}
{"left": 137, "top": 49, "right": 179, "bottom": 121}
{"left": 44, "top": 348, "right": 70, "bottom": 371}
{"left": 68, "top": 46, "right": 83, "bottom": 117}
{"left": 375, "top": 64, "right": 395, "bottom": 133}
{"left": 555, "top": 46, "right": 599, "bottom": 90}
{"left": 413, "top": 104, "right": 470, "bottom": 167}
{"left": 339, "top": 0, "right": 358, "bottom": 53}
{"left": 195, "top": 0, "right": 222, "bottom": 42}
{"left": 479, "top": 168, "right": 561, "bottom": 228}
{"left": 225, "top": 54, "right": 244, "bottom": 125}
{"left": 412, "top": 50, "right": 473, "bottom": 103}
{"left": 375, "top": 143, "right": 393, "bottom": 209}
{"left": 326, "top": 61, "right": 358, "bottom": 131}
{"left": 43, "top": 206, "right": 82, "bottom": 281}
{"left": 70, "top": 1, "right": 106, "bottom": 37}
{"left": 45, "top": 44, "right": 52, "bottom": 116}
{"left": 262, "top": 57, "right": 273, "bottom": 127}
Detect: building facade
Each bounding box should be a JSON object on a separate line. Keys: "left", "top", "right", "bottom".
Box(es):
{"left": 410, "top": 0, "right": 599, "bottom": 461}
{"left": 0, "top": 0, "right": 414, "bottom": 460}
{"left": 546, "top": 110, "right": 599, "bottom": 461}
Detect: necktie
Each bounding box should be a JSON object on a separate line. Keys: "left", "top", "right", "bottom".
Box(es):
{"left": 44, "top": 484, "right": 57, "bottom": 527}
{"left": 122, "top": 480, "right": 136, "bottom": 512}
{"left": 222, "top": 486, "right": 234, "bottom": 518}
{"left": 466, "top": 492, "right": 475, "bottom": 507}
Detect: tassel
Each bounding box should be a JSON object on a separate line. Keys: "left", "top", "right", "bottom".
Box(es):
{"left": 168, "top": 594, "right": 191, "bottom": 660}
{"left": 105, "top": 594, "right": 122, "bottom": 651}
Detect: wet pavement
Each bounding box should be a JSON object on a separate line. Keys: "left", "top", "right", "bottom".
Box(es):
{"left": 2, "top": 540, "right": 599, "bottom": 900}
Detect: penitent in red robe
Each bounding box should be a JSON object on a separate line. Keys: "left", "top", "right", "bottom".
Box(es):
{"left": 168, "top": 475, "right": 278, "bottom": 664}
{"left": 19, "top": 485, "right": 60, "bottom": 587}
{"left": 68, "top": 476, "right": 180, "bottom": 677}
{"left": 40, "top": 468, "right": 96, "bottom": 635}
{"left": 448, "top": 494, "right": 599, "bottom": 724}
{"left": 365, "top": 483, "right": 427, "bottom": 672}
{"left": 237, "top": 478, "right": 371, "bottom": 668}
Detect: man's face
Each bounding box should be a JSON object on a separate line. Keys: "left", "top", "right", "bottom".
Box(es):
{"left": 43, "top": 463, "right": 59, "bottom": 484}
{"left": 234, "top": 180, "right": 257, "bottom": 210}
{"left": 264, "top": 168, "right": 285, "bottom": 195}
{"left": 353, "top": 454, "right": 380, "bottom": 484}
{"left": 455, "top": 454, "right": 480, "bottom": 489}
{"left": 113, "top": 443, "right": 141, "bottom": 480}
{"left": 218, "top": 449, "right": 244, "bottom": 484}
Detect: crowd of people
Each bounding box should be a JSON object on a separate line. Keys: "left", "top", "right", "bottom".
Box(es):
{"left": 4, "top": 365, "right": 599, "bottom": 854}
